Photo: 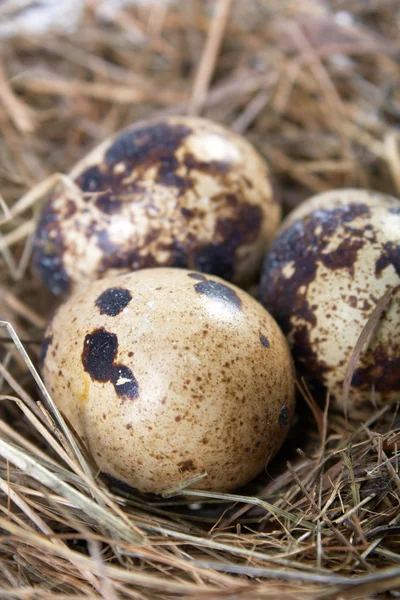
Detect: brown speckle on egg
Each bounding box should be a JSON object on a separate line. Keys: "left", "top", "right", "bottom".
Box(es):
{"left": 178, "top": 459, "right": 196, "bottom": 473}
{"left": 33, "top": 117, "right": 280, "bottom": 295}
{"left": 41, "top": 268, "right": 295, "bottom": 494}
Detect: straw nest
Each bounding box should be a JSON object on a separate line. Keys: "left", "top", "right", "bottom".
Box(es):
{"left": 0, "top": 1, "right": 399, "bottom": 598}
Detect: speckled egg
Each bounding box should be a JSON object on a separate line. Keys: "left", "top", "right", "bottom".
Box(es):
{"left": 41, "top": 268, "right": 295, "bottom": 493}
{"left": 33, "top": 117, "right": 280, "bottom": 295}
{"left": 260, "top": 189, "right": 400, "bottom": 411}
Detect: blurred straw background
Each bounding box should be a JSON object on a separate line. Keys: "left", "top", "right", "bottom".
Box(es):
{"left": 0, "top": 0, "right": 400, "bottom": 598}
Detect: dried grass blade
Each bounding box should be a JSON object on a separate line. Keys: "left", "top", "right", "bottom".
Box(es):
{"left": 166, "top": 489, "right": 316, "bottom": 531}
{"left": 0, "top": 321, "right": 92, "bottom": 478}
{"left": 0, "top": 437, "right": 144, "bottom": 545}
{"left": 0, "top": 518, "right": 215, "bottom": 595}
{"left": 0, "top": 174, "right": 81, "bottom": 225}
{"left": 189, "top": 0, "right": 233, "bottom": 114}
{"left": 342, "top": 287, "right": 394, "bottom": 417}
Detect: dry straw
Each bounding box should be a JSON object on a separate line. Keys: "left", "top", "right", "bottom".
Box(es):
{"left": 0, "top": 0, "right": 399, "bottom": 598}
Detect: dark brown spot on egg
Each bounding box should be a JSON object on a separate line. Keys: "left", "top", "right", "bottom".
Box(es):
{"left": 260, "top": 334, "right": 270, "bottom": 347}
{"left": 157, "top": 156, "right": 189, "bottom": 192}
{"left": 188, "top": 273, "right": 207, "bottom": 281}
{"left": 95, "top": 194, "right": 123, "bottom": 215}
{"left": 375, "top": 254, "right": 390, "bottom": 278}
{"left": 82, "top": 329, "right": 117, "bottom": 382}
{"left": 320, "top": 238, "right": 365, "bottom": 273}
{"left": 362, "top": 299, "right": 372, "bottom": 312}
{"left": 82, "top": 328, "right": 139, "bottom": 399}
{"left": 181, "top": 207, "right": 194, "bottom": 219}
{"left": 63, "top": 199, "right": 77, "bottom": 219}
{"left": 110, "top": 365, "right": 139, "bottom": 399}
{"left": 76, "top": 164, "right": 144, "bottom": 214}
{"left": 77, "top": 165, "right": 104, "bottom": 193}
{"left": 348, "top": 295, "right": 357, "bottom": 308}
{"left": 292, "top": 325, "right": 332, "bottom": 381}
{"left": 226, "top": 194, "right": 238, "bottom": 207}
{"left": 183, "top": 152, "right": 230, "bottom": 177}
{"left": 279, "top": 404, "right": 290, "bottom": 428}
{"left": 161, "top": 239, "right": 189, "bottom": 269}
{"left": 194, "top": 202, "right": 262, "bottom": 281}
{"left": 194, "top": 279, "right": 242, "bottom": 310}
{"left": 375, "top": 242, "right": 400, "bottom": 278}
{"left": 40, "top": 336, "right": 53, "bottom": 368}
{"left": 297, "top": 299, "right": 317, "bottom": 326}
{"left": 104, "top": 121, "right": 193, "bottom": 193}
{"left": 144, "top": 228, "right": 161, "bottom": 246}
{"left": 95, "top": 287, "right": 132, "bottom": 316}
{"left": 32, "top": 200, "right": 71, "bottom": 295}
{"left": 178, "top": 459, "right": 196, "bottom": 473}
{"left": 352, "top": 344, "right": 400, "bottom": 393}
{"left": 96, "top": 228, "right": 157, "bottom": 274}
{"left": 75, "top": 122, "right": 194, "bottom": 213}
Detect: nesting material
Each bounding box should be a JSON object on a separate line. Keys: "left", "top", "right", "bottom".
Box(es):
{"left": 0, "top": 1, "right": 400, "bottom": 598}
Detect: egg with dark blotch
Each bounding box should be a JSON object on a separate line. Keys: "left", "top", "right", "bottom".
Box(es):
{"left": 33, "top": 116, "right": 280, "bottom": 295}
{"left": 260, "top": 189, "right": 400, "bottom": 411}
{"left": 41, "top": 268, "right": 295, "bottom": 494}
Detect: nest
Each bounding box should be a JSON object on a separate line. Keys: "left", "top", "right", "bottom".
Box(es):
{"left": 0, "top": 1, "right": 399, "bottom": 598}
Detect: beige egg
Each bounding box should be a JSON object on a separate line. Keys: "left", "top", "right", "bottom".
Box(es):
{"left": 41, "top": 268, "right": 295, "bottom": 493}
{"left": 33, "top": 116, "right": 280, "bottom": 295}
{"left": 260, "top": 189, "right": 400, "bottom": 411}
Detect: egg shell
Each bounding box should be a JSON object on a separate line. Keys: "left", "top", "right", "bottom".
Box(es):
{"left": 260, "top": 188, "right": 400, "bottom": 410}
{"left": 41, "top": 268, "right": 295, "bottom": 493}
{"left": 33, "top": 116, "right": 280, "bottom": 295}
